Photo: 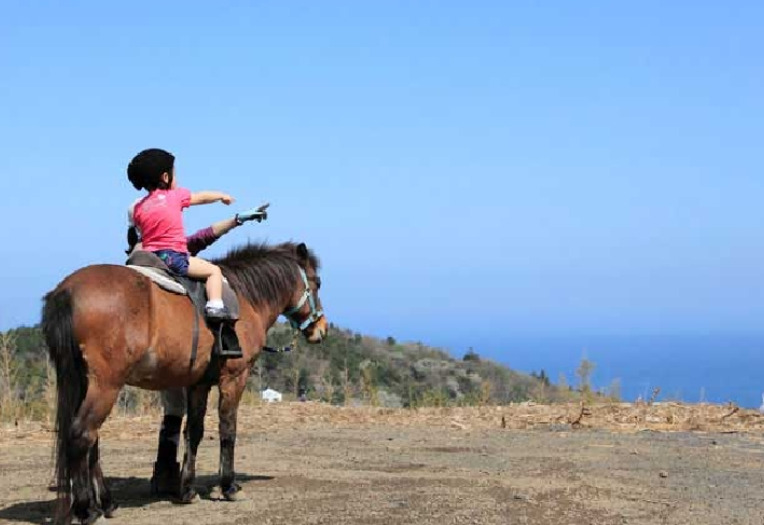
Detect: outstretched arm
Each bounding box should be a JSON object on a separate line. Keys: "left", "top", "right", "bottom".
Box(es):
{"left": 211, "top": 218, "right": 238, "bottom": 237}
{"left": 186, "top": 205, "right": 268, "bottom": 255}
{"left": 186, "top": 219, "right": 238, "bottom": 255}
{"left": 186, "top": 227, "right": 218, "bottom": 256}
{"left": 190, "top": 191, "right": 234, "bottom": 206}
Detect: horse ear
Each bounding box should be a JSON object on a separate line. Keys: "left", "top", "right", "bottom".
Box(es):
{"left": 296, "top": 243, "right": 309, "bottom": 261}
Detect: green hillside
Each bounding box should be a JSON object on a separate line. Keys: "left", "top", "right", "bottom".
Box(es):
{"left": 260, "top": 323, "right": 565, "bottom": 407}
{"left": 0, "top": 322, "right": 581, "bottom": 419}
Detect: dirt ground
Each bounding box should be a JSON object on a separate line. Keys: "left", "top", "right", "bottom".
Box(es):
{"left": 1, "top": 402, "right": 763, "bottom": 525}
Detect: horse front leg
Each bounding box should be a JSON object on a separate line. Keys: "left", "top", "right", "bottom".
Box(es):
{"left": 211, "top": 373, "right": 248, "bottom": 501}
{"left": 178, "top": 383, "right": 210, "bottom": 504}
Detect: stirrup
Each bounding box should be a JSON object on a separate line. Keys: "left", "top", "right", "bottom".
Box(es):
{"left": 218, "top": 346, "right": 243, "bottom": 358}
{"left": 213, "top": 322, "right": 243, "bottom": 358}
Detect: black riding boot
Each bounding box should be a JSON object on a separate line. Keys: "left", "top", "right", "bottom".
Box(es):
{"left": 150, "top": 415, "right": 182, "bottom": 496}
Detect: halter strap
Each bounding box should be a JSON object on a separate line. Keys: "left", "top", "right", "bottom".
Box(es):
{"left": 284, "top": 267, "right": 324, "bottom": 331}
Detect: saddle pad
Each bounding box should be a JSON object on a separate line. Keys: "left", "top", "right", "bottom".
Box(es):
{"left": 127, "top": 249, "right": 170, "bottom": 270}
{"left": 125, "top": 250, "right": 240, "bottom": 319}
{"left": 126, "top": 265, "right": 187, "bottom": 295}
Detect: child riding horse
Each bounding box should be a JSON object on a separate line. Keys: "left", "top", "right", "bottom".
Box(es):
{"left": 44, "top": 241, "right": 327, "bottom": 524}
{"left": 43, "top": 149, "right": 327, "bottom": 524}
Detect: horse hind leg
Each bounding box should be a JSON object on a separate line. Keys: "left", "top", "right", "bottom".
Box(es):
{"left": 70, "top": 385, "right": 120, "bottom": 524}
{"left": 90, "top": 439, "right": 117, "bottom": 518}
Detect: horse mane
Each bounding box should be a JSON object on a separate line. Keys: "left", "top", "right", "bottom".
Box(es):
{"left": 212, "top": 241, "right": 320, "bottom": 309}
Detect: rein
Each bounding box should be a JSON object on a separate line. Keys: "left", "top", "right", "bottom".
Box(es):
{"left": 284, "top": 267, "right": 324, "bottom": 331}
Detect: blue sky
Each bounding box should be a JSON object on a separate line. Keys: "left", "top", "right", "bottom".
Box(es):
{"left": 1, "top": 1, "right": 763, "bottom": 352}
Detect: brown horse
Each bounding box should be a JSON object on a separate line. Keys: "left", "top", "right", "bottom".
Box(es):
{"left": 42, "top": 241, "right": 327, "bottom": 524}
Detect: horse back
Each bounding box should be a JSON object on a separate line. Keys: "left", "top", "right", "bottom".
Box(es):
{"left": 51, "top": 264, "right": 216, "bottom": 390}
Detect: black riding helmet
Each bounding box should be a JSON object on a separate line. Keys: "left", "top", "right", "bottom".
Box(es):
{"left": 127, "top": 148, "right": 175, "bottom": 191}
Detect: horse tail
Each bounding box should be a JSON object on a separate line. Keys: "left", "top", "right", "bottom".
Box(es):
{"left": 42, "top": 287, "right": 87, "bottom": 518}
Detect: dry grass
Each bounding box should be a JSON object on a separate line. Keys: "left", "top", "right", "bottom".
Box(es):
{"left": 3, "top": 400, "right": 763, "bottom": 446}
{"left": 217, "top": 400, "right": 764, "bottom": 434}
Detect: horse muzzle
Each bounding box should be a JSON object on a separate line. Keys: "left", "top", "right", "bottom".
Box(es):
{"left": 306, "top": 317, "right": 328, "bottom": 343}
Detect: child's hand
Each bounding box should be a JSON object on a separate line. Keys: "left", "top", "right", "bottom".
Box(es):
{"left": 220, "top": 194, "right": 235, "bottom": 205}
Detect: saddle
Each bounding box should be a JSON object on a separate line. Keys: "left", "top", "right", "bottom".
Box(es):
{"left": 125, "top": 251, "right": 242, "bottom": 361}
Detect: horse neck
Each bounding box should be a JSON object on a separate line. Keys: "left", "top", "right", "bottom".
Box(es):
{"left": 257, "top": 300, "right": 290, "bottom": 332}
{"left": 235, "top": 263, "right": 300, "bottom": 330}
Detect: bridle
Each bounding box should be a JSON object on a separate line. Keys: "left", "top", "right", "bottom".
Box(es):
{"left": 284, "top": 267, "right": 324, "bottom": 331}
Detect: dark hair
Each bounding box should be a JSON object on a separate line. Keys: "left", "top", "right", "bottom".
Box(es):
{"left": 127, "top": 148, "right": 175, "bottom": 191}
{"left": 125, "top": 226, "right": 139, "bottom": 254}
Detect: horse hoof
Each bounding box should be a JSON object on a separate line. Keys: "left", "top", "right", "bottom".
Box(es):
{"left": 178, "top": 489, "right": 200, "bottom": 504}
{"left": 77, "top": 510, "right": 105, "bottom": 525}
{"left": 210, "top": 483, "right": 246, "bottom": 502}
{"left": 209, "top": 485, "right": 223, "bottom": 501}
{"left": 103, "top": 502, "right": 119, "bottom": 518}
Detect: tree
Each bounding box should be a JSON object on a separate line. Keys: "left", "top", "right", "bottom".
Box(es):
{"left": 606, "top": 378, "right": 621, "bottom": 401}
{"left": 538, "top": 369, "right": 550, "bottom": 387}
{"left": 298, "top": 368, "right": 310, "bottom": 395}
{"left": 291, "top": 368, "right": 301, "bottom": 397}
{"left": 0, "top": 332, "right": 20, "bottom": 422}
{"left": 463, "top": 348, "right": 480, "bottom": 362}
{"left": 558, "top": 372, "right": 569, "bottom": 391}
{"left": 341, "top": 357, "right": 353, "bottom": 406}
{"left": 479, "top": 380, "right": 492, "bottom": 405}
{"left": 576, "top": 358, "right": 595, "bottom": 394}
{"left": 386, "top": 336, "right": 396, "bottom": 346}
{"left": 360, "top": 361, "right": 379, "bottom": 406}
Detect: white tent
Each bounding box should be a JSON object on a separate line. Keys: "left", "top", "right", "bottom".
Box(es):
{"left": 261, "top": 388, "right": 283, "bottom": 403}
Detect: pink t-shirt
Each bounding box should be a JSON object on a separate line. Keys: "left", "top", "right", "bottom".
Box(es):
{"left": 132, "top": 188, "right": 192, "bottom": 253}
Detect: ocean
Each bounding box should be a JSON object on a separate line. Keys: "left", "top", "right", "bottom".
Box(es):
{"left": 448, "top": 334, "right": 764, "bottom": 409}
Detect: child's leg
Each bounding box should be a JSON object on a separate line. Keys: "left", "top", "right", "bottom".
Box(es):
{"left": 187, "top": 257, "right": 223, "bottom": 303}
